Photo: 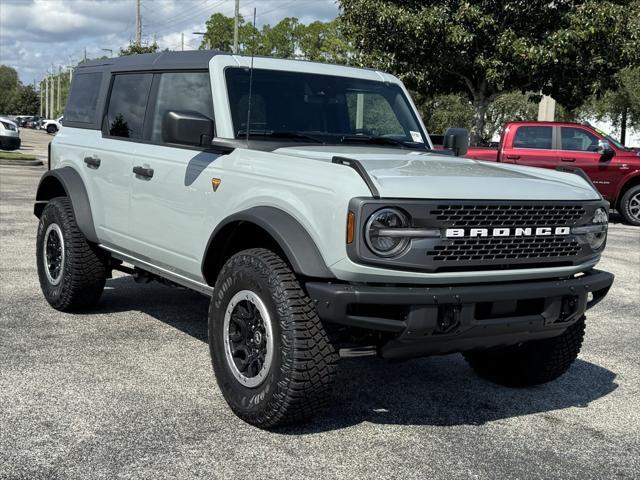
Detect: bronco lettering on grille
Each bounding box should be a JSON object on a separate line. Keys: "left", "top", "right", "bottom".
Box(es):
{"left": 445, "top": 227, "right": 571, "bottom": 238}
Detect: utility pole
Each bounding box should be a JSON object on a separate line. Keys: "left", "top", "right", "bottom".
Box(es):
{"left": 49, "top": 75, "right": 53, "bottom": 119}
{"left": 135, "top": 0, "right": 142, "bottom": 47}
{"left": 181, "top": 32, "right": 184, "bottom": 51}
{"left": 57, "top": 66, "right": 61, "bottom": 115}
{"left": 84, "top": 47, "right": 87, "bottom": 62}
{"left": 40, "top": 81, "right": 43, "bottom": 117}
{"left": 233, "top": 0, "right": 240, "bottom": 54}
{"left": 44, "top": 77, "right": 49, "bottom": 119}
{"left": 50, "top": 65, "right": 55, "bottom": 118}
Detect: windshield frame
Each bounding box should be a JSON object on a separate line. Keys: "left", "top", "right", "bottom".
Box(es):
{"left": 216, "top": 60, "right": 432, "bottom": 150}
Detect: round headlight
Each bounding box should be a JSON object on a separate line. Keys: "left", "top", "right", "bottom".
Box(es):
{"left": 586, "top": 207, "right": 608, "bottom": 250}
{"left": 365, "top": 208, "right": 410, "bottom": 257}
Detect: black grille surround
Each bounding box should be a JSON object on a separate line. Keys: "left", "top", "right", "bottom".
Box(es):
{"left": 347, "top": 198, "right": 607, "bottom": 273}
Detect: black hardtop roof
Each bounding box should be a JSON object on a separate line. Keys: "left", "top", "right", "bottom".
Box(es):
{"left": 76, "top": 50, "right": 225, "bottom": 72}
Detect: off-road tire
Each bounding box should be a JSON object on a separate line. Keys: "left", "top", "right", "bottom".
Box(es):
{"left": 463, "top": 317, "right": 586, "bottom": 387}
{"left": 36, "top": 197, "right": 108, "bottom": 311}
{"left": 209, "top": 248, "right": 338, "bottom": 428}
{"left": 619, "top": 185, "right": 640, "bottom": 226}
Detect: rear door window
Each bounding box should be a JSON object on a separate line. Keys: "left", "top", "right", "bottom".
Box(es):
{"left": 149, "top": 72, "right": 214, "bottom": 144}
{"left": 65, "top": 72, "right": 102, "bottom": 124}
{"left": 512, "top": 126, "right": 553, "bottom": 150}
{"left": 105, "top": 73, "right": 153, "bottom": 139}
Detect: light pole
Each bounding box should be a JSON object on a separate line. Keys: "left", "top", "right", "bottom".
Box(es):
{"left": 101, "top": 48, "right": 113, "bottom": 57}
{"left": 193, "top": 32, "right": 209, "bottom": 50}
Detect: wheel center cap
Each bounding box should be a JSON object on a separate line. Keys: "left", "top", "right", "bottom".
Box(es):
{"left": 253, "top": 330, "right": 263, "bottom": 345}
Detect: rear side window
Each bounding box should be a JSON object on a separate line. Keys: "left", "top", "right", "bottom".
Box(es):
{"left": 106, "top": 73, "right": 153, "bottom": 139}
{"left": 513, "top": 126, "right": 553, "bottom": 150}
{"left": 149, "top": 72, "right": 214, "bottom": 143}
{"left": 65, "top": 72, "right": 102, "bottom": 124}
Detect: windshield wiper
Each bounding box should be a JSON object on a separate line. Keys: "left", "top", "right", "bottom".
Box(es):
{"left": 237, "top": 130, "right": 324, "bottom": 143}
{"left": 340, "top": 134, "right": 424, "bottom": 149}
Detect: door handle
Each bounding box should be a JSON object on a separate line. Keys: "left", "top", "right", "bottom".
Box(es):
{"left": 505, "top": 155, "right": 520, "bottom": 160}
{"left": 561, "top": 157, "right": 576, "bottom": 162}
{"left": 84, "top": 156, "right": 101, "bottom": 168}
{"left": 133, "top": 165, "right": 154, "bottom": 179}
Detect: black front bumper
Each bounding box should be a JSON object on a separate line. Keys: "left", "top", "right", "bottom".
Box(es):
{"left": 306, "top": 269, "right": 614, "bottom": 359}
{"left": 0, "top": 135, "right": 21, "bottom": 150}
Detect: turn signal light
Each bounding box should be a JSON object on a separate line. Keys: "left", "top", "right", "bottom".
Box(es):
{"left": 346, "top": 211, "right": 355, "bottom": 244}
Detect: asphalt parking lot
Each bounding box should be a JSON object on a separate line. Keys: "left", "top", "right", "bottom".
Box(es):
{"left": 11, "top": 128, "right": 52, "bottom": 160}
{"left": 1, "top": 164, "right": 639, "bottom": 480}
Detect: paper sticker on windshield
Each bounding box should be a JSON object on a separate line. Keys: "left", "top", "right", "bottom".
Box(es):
{"left": 410, "top": 131, "right": 424, "bottom": 143}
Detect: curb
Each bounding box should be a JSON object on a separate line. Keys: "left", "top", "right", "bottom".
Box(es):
{"left": 0, "top": 159, "right": 44, "bottom": 167}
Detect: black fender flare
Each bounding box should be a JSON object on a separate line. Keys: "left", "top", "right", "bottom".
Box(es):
{"left": 34, "top": 167, "right": 98, "bottom": 243}
{"left": 202, "top": 206, "right": 333, "bottom": 281}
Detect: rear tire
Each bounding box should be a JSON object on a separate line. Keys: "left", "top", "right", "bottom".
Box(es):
{"left": 46, "top": 124, "right": 58, "bottom": 134}
{"left": 619, "top": 185, "right": 640, "bottom": 226}
{"left": 36, "top": 197, "right": 108, "bottom": 311}
{"left": 463, "top": 317, "right": 586, "bottom": 387}
{"left": 209, "top": 248, "right": 338, "bottom": 428}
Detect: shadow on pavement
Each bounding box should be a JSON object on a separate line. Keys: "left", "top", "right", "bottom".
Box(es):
{"left": 97, "top": 276, "right": 618, "bottom": 432}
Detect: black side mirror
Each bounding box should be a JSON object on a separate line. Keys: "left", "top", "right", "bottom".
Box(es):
{"left": 163, "top": 110, "right": 214, "bottom": 146}
{"left": 443, "top": 128, "right": 469, "bottom": 156}
{"left": 596, "top": 139, "right": 615, "bottom": 161}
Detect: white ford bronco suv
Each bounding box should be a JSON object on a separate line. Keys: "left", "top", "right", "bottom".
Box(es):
{"left": 35, "top": 51, "right": 614, "bottom": 428}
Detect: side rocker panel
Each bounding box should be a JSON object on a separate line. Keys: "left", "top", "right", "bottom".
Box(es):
{"left": 203, "top": 206, "right": 334, "bottom": 282}
{"left": 34, "top": 167, "right": 98, "bottom": 243}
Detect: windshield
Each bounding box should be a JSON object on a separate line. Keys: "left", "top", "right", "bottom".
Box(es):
{"left": 592, "top": 126, "right": 626, "bottom": 150}
{"left": 225, "top": 67, "right": 427, "bottom": 148}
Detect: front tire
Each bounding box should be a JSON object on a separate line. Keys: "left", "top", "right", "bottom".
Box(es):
{"left": 46, "top": 124, "right": 58, "bottom": 134}
{"left": 36, "top": 197, "right": 108, "bottom": 311}
{"left": 619, "top": 185, "right": 640, "bottom": 226}
{"left": 463, "top": 317, "right": 586, "bottom": 387}
{"left": 209, "top": 248, "right": 338, "bottom": 428}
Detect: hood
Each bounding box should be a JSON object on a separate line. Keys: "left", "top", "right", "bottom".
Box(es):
{"left": 273, "top": 145, "right": 600, "bottom": 201}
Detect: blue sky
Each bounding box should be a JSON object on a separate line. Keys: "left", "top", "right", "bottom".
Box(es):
{"left": 0, "top": 0, "right": 340, "bottom": 84}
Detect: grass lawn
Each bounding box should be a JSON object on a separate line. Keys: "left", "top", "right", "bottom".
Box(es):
{"left": 0, "top": 151, "right": 37, "bottom": 161}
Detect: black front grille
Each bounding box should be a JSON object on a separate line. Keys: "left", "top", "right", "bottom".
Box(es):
{"left": 430, "top": 204, "right": 586, "bottom": 227}
{"left": 349, "top": 198, "right": 603, "bottom": 273}
{"left": 428, "top": 236, "right": 582, "bottom": 262}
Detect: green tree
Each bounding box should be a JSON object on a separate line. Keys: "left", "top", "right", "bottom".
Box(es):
{"left": 483, "top": 92, "right": 538, "bottom": 143}
{"left": 119, "top": 42, "right": 159, "bottom": 56}
{"left": 261, "top": 17, "right": 300, "bottom": 58}
{"left": 298, "top": 20, "right": 351, "bottom": 64}
{"left": 197, "top": 14, "right": 352, "bottom": 63}
{"left": 10, "top": 84, "right": 40, "bottom": 116}
{"left": 415, "top": 93, "right": 475, "bottom": 136}
{"left": 201, "top": 12, "right": 236, "bottom": 51}
{"left": 199, "top": 12, "right": 261, "bottom": 53}
{"left": 340, "top": 0, "right": 640, "bottom": 144}
{"left": 578, "top": 68, "right": 640, "bottom": 145}
{"left": 0, "top": 65, "right": 20, "bottom": 113}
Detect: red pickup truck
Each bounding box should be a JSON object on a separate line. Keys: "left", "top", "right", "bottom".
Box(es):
{"left": 464, "top": 121, "right": 640, "bottom": 225}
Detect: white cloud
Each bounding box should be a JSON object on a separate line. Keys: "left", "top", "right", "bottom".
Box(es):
{"left": 0, "top": 0, "right": 339, "bottom": 83}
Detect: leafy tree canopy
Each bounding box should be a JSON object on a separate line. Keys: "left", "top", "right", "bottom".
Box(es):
{"left": 199, "top": 14, "right": 351, "bottom": 64}
{"left": 119, "top": 42, "right": 159, "bottom": 56}
{"left": 340, "top": 0, "right": 640, "bottom": 143}
{"left": 0, "top": 65, "right": 39, "bottom": 115}
{"left": 578, "top": 67, "right": 640, "bottom": 144}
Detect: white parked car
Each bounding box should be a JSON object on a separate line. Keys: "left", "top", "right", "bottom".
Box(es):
{"left": 0, "top": 116, "right": 21, "bottom": 150}
{"left": 42, "top": 116, "right": 63, "bottom": 134}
